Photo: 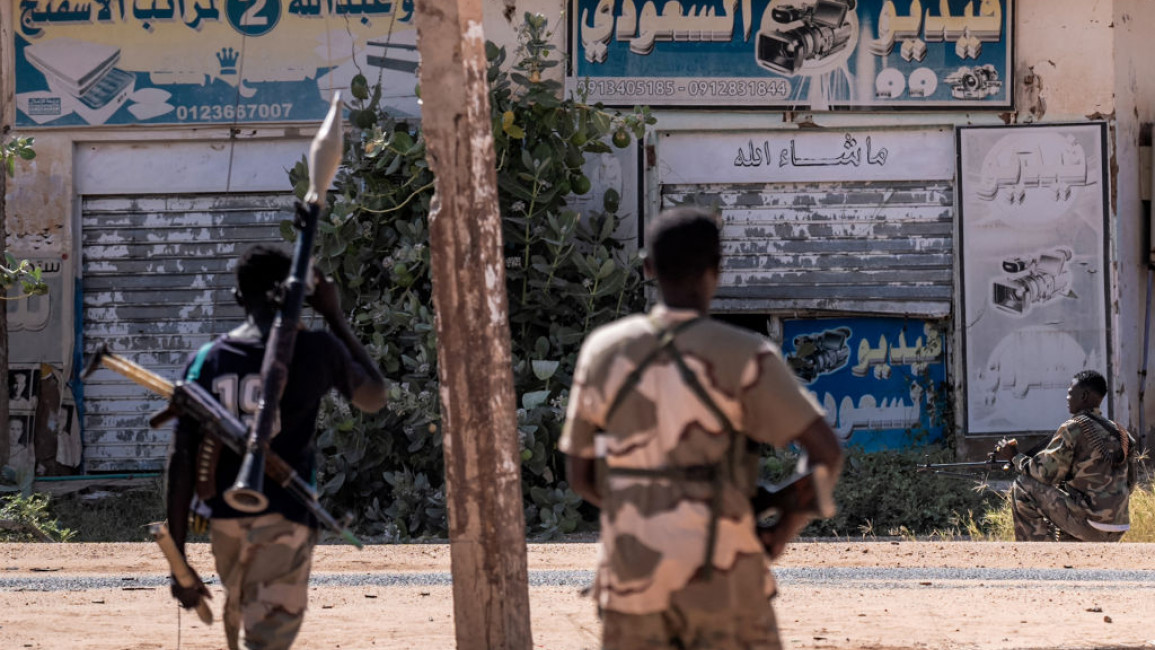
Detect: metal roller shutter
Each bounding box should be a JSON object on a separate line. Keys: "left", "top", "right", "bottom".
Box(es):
{"left": 80, "top": 193, "right": 295, "bottom": 471}
{"left": 660, "top": 180, "right": 954, "bottom": 317}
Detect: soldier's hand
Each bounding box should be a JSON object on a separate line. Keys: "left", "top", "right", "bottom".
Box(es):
{"left": 306, "top": 266, "right": 342, "bottom": 321}
{"left": 993, "top": 438, "right": 1019, "bottom": 462}
{"left": 170, "top": 576, "right": 211, "bottom": 609}
{"left": 757, "top": 511, "right": 811, "bottom": 560}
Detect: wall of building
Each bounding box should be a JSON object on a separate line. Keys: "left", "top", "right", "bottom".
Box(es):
{"left": 1113, "top": 0, "right": 1155, "bottom": 445}
{"left": 2, "top": 0, "right": 1150, "bottom": 467}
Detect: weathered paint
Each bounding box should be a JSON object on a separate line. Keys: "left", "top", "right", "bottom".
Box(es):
{"left": 3, "top": 0, "right": 1153, "bottom": 469}
{"left": 1110, "top": 0, "right": 1155, "bottom": 447}
{"left": 663, "top": 181, "right": 953, "bottom": 317}
{"left": 80, "top": 193, "right": 295, "bottom": 471}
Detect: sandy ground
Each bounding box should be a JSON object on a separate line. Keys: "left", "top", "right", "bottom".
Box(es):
{"left": 3, "top": 541, "right": 1155, "bottom": 649}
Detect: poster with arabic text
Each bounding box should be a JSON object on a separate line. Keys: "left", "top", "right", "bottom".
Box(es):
{"left": 569, "top": 0, "right": 1013, "bottom": 109}
{"left": 13, "top": 0, "right": 420, "bottom": 127}
{"left": 958, "top": 123, "right": 1111, "bottom": 435}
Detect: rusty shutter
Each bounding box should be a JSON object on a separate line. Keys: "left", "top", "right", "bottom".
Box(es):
{"left": 660, "top": 180, "right": 954, "bottom": 317}
{"left": 80, "top": 193, "right": 295, "bottom": 471}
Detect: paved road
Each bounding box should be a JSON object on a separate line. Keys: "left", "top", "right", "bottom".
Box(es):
{"left": 5, "top": 566, "right": 1155, "bottom": 591}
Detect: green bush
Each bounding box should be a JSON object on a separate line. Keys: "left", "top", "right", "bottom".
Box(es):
{"left": 47, "top": 487, "right": 166, "bottom": 542}
{"left": 0, "top": 493, "right": 75, "bottom": 542}
{"left": 766, "top": 446, "right": 1005, "bottom": 538}
{"left": 294, "top": 13, "right": 652, "bottom": 541}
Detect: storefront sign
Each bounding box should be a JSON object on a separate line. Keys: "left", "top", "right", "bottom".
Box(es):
{"left": 13, "top": 0, "right": 420, "bottom": 126}
{"left": 782, "top": 316, "right": 948, "bottom": 450}
{"left": 958, "top": 123, "right": 1111, "bottom": 434}
{"left": 657, "top": 127, "right": 955, "bottom": 183}
{"left": 568, "top": 0, "right": 1013, "bottom": 109}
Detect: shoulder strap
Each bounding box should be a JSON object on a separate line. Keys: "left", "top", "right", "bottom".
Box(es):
{"left": 602, "top": 316, "right": 705, "bottom": 426}
{"left": 185, "top": 341, "right": 215, "bottom": 382}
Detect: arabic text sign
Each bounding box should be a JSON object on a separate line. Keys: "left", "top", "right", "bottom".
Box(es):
{"left": 569, "top": 0, "right": 1013, "bottom": 109}
{"left": 783, "top": 316, "right": 947, "bottom": 451}
{"left": 13, "top": 0, "right": 420, "bottom": 127}
{"left": 958, "top": 123, "right": 1111, "bottom": 434}
{"left": 658, "top": 127, "right": 955, "bottom": 184}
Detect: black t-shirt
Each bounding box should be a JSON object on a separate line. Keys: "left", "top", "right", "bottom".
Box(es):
{"left": 176, "top": 329, "right": 360, "bottom": 527}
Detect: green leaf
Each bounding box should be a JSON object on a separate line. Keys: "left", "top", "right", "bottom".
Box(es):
{"left": 522, "top": 390, "right": 551, "bottom": 410}
{"left": 531, "top": 360, "right": 559, "bottom": 381}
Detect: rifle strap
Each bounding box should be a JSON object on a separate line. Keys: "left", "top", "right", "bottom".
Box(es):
{"left": 602, "top": 314, "right": 749, "bottom": 579}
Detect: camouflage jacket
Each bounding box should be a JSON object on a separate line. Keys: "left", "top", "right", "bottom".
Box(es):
{"left": 559, "top": 305, "right": 825, "bottom": 615}
{"left": 1013, "top": 408, "right": 1138, "bottom": 526}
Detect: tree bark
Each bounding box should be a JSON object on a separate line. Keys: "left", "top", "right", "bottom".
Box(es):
{"left": 0, "top": 168, "right": 9, "bottom": 467}
{"left": 412, "top": 2, "right": 532, "bottom": 649}
{"left": 0, "top": 0, "right": 14, "bottom": 467}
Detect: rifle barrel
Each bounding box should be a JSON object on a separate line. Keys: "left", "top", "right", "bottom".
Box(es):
{"left": 97, "top": 352, "right": 175, "bottom": 399}
{"left": 917, "top": 460, "right": 1012, "bottom": 471}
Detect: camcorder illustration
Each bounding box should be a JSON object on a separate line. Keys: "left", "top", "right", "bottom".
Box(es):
{"left": 756, "top": 0, "right": 856, "bottom": 75}
{"left": 945, "top": 64, "right": 1002, "bottom": 100}
{"left": 992, "top": 248, "right": 1075, "bottom": 316}
{"left": 787, "top": 327, "right": 851, "bottom": 383}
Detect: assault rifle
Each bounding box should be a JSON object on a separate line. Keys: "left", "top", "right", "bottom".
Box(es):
{"left": 915, "top": 453, "right": 1013, "bottom": 480}
{"left": 916, "top": 436, "right": 1050, "bottom": 480}
{"left": 753, "top": 464, "right": 837, "bottom": 537}
{"left": 82, "top": 346, "right": 362, "bottom": 548}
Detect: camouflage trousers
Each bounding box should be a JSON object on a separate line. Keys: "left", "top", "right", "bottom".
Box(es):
{"left": 1011, "top": 475, "right": 1125, "bottom": 543}
{"left": 210, "top": 513, "right": 318, "bottom": 650}
{"left": 600, "top": 554, "right": 782, "bottom": 650}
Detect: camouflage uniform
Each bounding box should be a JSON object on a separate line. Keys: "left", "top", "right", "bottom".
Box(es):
{"left": 211, "top": 513, "right": 318, "bottom": 650}
{"left": 560, "top": 305, "right": 825, "bottom": 649}
{"left": 1010, "top": 409, "right": 1139, "bottom": 542}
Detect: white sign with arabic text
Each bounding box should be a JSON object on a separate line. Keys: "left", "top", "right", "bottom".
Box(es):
{"left": 657, "top": 128, "right": 956, "bottom": 184}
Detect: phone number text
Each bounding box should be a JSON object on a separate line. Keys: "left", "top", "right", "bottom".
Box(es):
{"left": 175, "top": 103, "right": 295, "bottom": 122}
{"left": 572, "top": 78, "right": 791, "bottom": 103}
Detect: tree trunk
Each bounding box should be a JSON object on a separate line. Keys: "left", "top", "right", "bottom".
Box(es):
{"left": 412, "top": 2, "right": 532, "bottom": 649}
{"left": 1, "top": 0, "right": 14, "bottom": 467}
{"left": 0, "top": 168, "right": 8, "bottom": 467}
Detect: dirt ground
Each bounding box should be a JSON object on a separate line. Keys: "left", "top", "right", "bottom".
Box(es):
{"left": 3, "top": 541, "right": 1155, "bottom": 650}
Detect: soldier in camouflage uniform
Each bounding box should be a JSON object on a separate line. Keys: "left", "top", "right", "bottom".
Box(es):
{"left": 561, "top": 207, "right": 843, "bottom": 649}
{"left": 995, "top": 370, "right": 1138, "bottom": 542}
{"left": 166, "top": 243, "right": 387, "bottom": 649}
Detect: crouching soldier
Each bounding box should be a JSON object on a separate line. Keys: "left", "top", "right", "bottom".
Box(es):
{"left": 994, "top": 370, "right": 1139, "bottom": 542}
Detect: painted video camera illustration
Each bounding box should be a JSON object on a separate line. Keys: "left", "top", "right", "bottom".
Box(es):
{"left": 786, "top": 326, "right": 851, "bottom": 383}
{"left": 756, "top": 0, "right": 856, "bottom": 75}
{"left": 944, "top": 64, "right": 1002, "bottom": 100}
{"left": 992, "top": 248, "right": 1075, "bottom": 316}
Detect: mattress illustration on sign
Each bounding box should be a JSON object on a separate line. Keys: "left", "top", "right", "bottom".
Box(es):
{"left": 23, "top": 37, "right": 136, "bottom": 124}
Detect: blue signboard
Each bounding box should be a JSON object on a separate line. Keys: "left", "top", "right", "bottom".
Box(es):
{"left": 782, "top": 317, "right": 948, "bottom": 450}
{"left": 12, "top": 0, "right": 420, "bottom": 127}
{"left": 568, "top": 0, "right": 1013, "bottom": 109}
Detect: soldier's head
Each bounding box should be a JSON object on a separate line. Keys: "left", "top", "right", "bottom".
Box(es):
{"left": 1067, "top": 369, "right": 1107, "bottom": 414}
{"left": 643, "top": 207, "right": 722, "bottom": 310}
{"left": 234, "top": 244, "right": 292, "bottom": 315}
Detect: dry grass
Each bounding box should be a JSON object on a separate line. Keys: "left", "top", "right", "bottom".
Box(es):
{"left": 962, "top": 480, "right": 1155, "bottom": 542}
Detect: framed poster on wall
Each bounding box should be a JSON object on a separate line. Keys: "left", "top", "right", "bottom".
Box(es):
{"left": 957, "top": 122, "right": 1111, "bottom": 434}
{"left": 568, "top": 0, "right": 1014, "bottom": 109}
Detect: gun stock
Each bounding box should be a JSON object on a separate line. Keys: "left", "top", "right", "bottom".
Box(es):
{"left": 151, "top": 522, "right": 213, "bottom": 625}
